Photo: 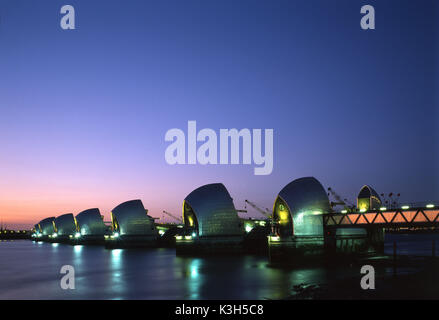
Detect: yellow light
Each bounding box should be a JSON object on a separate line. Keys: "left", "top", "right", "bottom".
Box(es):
{"left": 360, "top": 208, "right": 367, "bottom": 212}
{"left": 426, "top": 204, "right": 435, "bottom": 208}
{"left": 175, "top": 236, "right": 182, "bottom": 240}
{"left": 401, "top": 205, "right": 410, "bottom": 210}
{"left": 184, "top": 235, "right": 192, "bottom": 240}
{"left": 270, "top": 236, "right": 280, "bottom": 242}
{"left": 341, "top": 210, "right": 347, "bottom": 214}
{"left": 380, "top": 207, "right": 387, "bottom": 211}
{"left": 358, "top": 199, "right": 369, "bottom": 212}
{"left": 279, "top": 210, "right": 289, "bottom": 221}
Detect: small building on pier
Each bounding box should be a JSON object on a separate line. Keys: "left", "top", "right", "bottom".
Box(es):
{"left": 272, "top": 176, "right": 331, "bottom": 238}
{"left": 37, "top": 217, "right": 56, "bottom": 240}
{"left": 53, "top": 213, "right": 76, "bottom": 241}
{"left": 75, "top": 208, "right": 106, "bottom": 243}
{"left": 269, "top": 177, "right": 383, "bottom": 264}
{"left": 107, "top": 200, "right": 159, "bottom": 248}
{"left": 357, "top": 185, "right": 382, "bottom": 211}
{"left": 176, "top": 183, "right": 244, "bottom": 254}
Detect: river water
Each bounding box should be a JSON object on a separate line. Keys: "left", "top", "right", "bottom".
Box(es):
{"left": 0, "top": 234, "right": 437, "bottom": 299}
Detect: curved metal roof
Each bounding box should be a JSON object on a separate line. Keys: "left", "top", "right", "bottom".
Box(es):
{"left": 111, "top": 200, "right": 157, "bottom": 236}
{"left": 276, "top": 177, "right": 331, "bottom": 236}
{"left": 76, "top": 208, "right": 106, "bottom": 236}
{"left": 357, "top": 184, "right": 382, "bottom": 210}
{"left": 358, "top": 185, "right": 381, "bottom": 200}
{"left": 38, "top": 217, "right": 56, "bottom": 235}
{"left": 278, "top": 177, "right": 332, "bottom": 215}
{"left": 184, "top": 183, "right": 243, "bottom": 237}
{"left": 54, "top": 213, "right": 76, "bottom": 235}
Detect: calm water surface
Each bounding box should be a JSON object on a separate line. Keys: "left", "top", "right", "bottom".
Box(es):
{"left": 0, "top": 234, "right": 437, "bottom": 299}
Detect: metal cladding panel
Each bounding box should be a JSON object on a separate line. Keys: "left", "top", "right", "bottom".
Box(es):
{"left": 54, "top": 213, "right": 76, "bottom": 235}
{"left": 76, "top": 208, "right": 106, "bottom": 236}
{"left": 111, "top": 200, "right": 157, "bottom": 236}
{"left": 278, "top": 177, "right": 331, "bottom": 236}
{"left": 184, "top": 183, "right": 243, "bottom": 237}
{"left": 39, "top": 217, "right": 56, "bottom": 235}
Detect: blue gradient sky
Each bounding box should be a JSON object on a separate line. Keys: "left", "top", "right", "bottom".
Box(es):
{"left": 0, "top": 0, "right": 437, "bottom": 227}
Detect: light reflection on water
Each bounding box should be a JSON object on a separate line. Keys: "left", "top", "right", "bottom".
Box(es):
{"left": 0, "top": 234, "right": 435, "bottom": 299}
{"left": 110, "top": 248, "right": 125, "bottom": 299}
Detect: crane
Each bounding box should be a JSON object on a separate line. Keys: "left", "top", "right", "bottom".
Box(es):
{"left": 327, "top": 187, "right": 354, "bottom": 210}
{"left": 162, "top": 210, "right": 183, "bottom": 223}
{"left": 380, "top": 192, "right": 401, "bottom": 209}
{"left": 244, "top": 200, "right": 271, "bottom": 219}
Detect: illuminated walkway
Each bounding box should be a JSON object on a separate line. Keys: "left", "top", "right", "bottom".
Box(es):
{"left": 324, "top": 206, "right": 439, "bottom": 229}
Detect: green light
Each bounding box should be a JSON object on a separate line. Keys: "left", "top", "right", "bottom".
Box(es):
{"left": 74, "top": 232, "right": 81, "bottom": 238}
{"left": 175, "top": 235, "right": 182, "bottom": 240}
{"left": 360, "top": 208, "right": 367, "bottom": 213}
{"left": 52, "top": 233, "right": 58, "bottom": 238}
{"left": 191, "top": 232, "right": 196, "bottom": 237}
{"left": 184, "top": 235, "right": 192, "bottom": 240}
{"left": 401, "top": 205, "right": 409, "bottom": 210}
{"left": 270, "top": 235, "right": 280, "bottom": 242}
{"left": 426, "top": 204, "right": 435, "bottom": 208}
{"left": 245, "top": 224, "right": 253, "bottom": 233}
{"left": 380, "top": 207, "right": 387, "bottom": 211}
{"left": 341, "top": 210, "right": 347, "bottom": 214}
{"left": 158, "top": 230, "right": 165, "bottom": 236}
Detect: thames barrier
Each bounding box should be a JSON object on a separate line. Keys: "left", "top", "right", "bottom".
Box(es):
{"left": 20, "top": 176, "right": 438, "bottom": 266}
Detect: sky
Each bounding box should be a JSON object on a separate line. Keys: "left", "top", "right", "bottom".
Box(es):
{"left": 0, "top": 0, "right": 437, "bottom": 228}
